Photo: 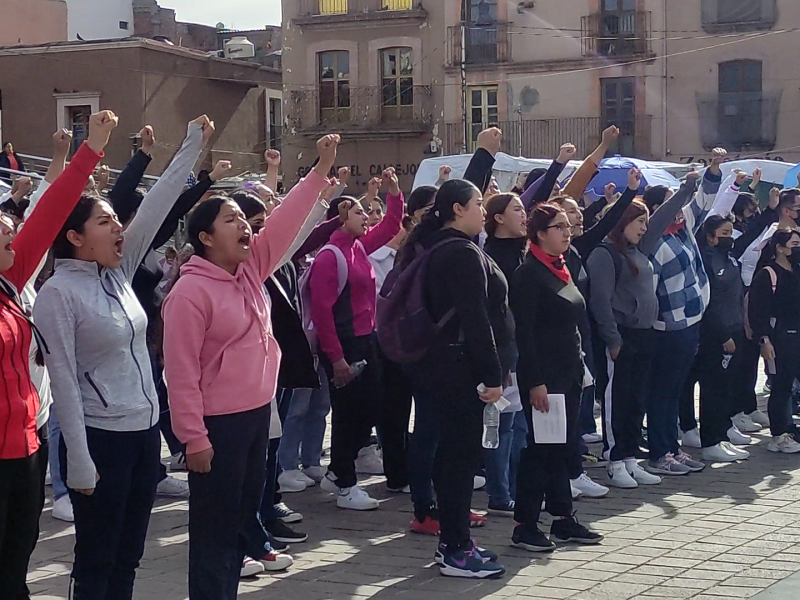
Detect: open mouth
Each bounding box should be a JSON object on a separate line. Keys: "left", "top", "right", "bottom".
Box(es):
{"left": 238, "top": 232, "right": 252, "bottom": 249}
{"left": 114, "top": 238, "right": 124, "bottom": 257}
{"left": 4, "top": 242, "right": 13, "bottom": 254}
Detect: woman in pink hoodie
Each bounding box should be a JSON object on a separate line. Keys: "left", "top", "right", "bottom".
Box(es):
{"left": 161, "top": 135, "right": 339, "bottom": 600}
{"left": 310, "top": 168, "right": 403, "bottom": 511}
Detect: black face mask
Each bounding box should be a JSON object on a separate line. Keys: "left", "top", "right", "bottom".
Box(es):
{"left": 791, "top": 247, "right": 800, "bottom": 267}
{"left": 716, "top": 237, "right": 734, "bottom": 252}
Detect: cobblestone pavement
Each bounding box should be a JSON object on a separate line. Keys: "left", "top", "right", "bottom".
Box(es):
{"left": 29, "top": 399, "right": 800, "bottom": 599}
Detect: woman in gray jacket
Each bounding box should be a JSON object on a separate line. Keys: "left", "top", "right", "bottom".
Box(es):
{"left": 586, "top": 172, "right": 700, "bottom": 490}
{"left": 34, "top": 116, "right": 211, "bottom": 600}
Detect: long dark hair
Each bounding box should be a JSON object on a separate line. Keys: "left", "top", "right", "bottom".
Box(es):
{"left": 607, "top": 200, "right": 649, "bottom": 276}
{"left": 759, "top": 227, "right": 800, "bottom": 270}
{"left": 701, "top": 214, "right": 733, "bottom": 249}
{"left": 186, "top": 196, "right": 230, "bottom": 259}
{"left": 230, "top": 190, "right": 266, "bottom": 220}
{"left": 397, "top": 179, "right": 478, "bottom": 268}
{"left": 484, "top": 193, "right": 519, "bottom": 238}
{"left": 52, "top": 193, "right": 106, "bottom": 259}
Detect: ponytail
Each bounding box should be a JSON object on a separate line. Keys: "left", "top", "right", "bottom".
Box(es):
{"left": 397, "top": 179, "right": 478, "bottom": 268}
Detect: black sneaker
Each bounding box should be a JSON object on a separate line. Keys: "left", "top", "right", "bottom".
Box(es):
{"left": 487, "top": 500, "right": 515, "bottom": 517}
{"left": 549, "top": 514, "right": 603, "bottom": 545}
{"left": 511, "top": 524, "right": 556, "bottom": 553}
{"left": 438, "top": 545, "right": 505, "bottom": 579}
{"left": 435, "top": 540, "right": 499, "bottom": 564}
{"left": 267, "top": 532, "right": 290, "bottom": 552}
{"left": 265, "top": 520, "right": 308, "bottom": 544}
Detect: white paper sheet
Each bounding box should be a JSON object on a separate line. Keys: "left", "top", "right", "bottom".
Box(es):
{"left": 532, "top": 394, "right": 567, "bottom": 444}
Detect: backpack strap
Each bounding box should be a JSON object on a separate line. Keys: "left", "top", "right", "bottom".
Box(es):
{"left": 317, "top": 244, "right": 349, "bottom": 297}
{"left": 598, "top": 242, "right": 624, "bottom": 286}
{"left": 765, "top": 266, "right": 778, "bottom": 293}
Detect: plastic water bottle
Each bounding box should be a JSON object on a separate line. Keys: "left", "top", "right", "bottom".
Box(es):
{"left": 350, "top": 360, "right": 368, "bottom": 378}
{"left": 479, "top": 384, "right": 500, "bottom": 449}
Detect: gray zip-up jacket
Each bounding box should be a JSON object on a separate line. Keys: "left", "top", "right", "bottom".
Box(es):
{"left": 586, "top": 180, "right": 697, "bottom": 350}
{"left": 34, "top": 123, "right": 204, "bottom": 490}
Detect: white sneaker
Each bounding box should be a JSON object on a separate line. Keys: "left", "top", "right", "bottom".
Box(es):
{"left": 259, "top": 550, "right": 294, "bottom": 571}
{"left": 768, "top": 433, "right": 800, "bottom": 454}
{"left": 296, "top": 471, "right": 316, "bottom": 488}
{"left": 570, "top": 482, "right": 583, "bottom": 500}
{"left": 336, "top": 485, "right": 379, "bottom": 510}
{"left": 571, "top": 472, "right": 609, "bottom": 498}
{"left": 703, "top": 442, "right": 741, "bottom": 463}
{"left": 241, "top": 557, "right": 265, "bottom": 578}
{"left": 582, "top": 432, "right": 602, "bottom": 444}
{"left": 624, "top": 459, "right": 662, "bottom": 485}
{"left": 170, "top": 452, "right": 187, "bottom": 472}
{"left": 302, "top": 465, "right": 326, "bottom": 483}
{"left": 606, "top": 461, "right": 638, "bottom": 489}
{"left": 319, "top": 472, "right": 339, "bottom": 494}
{"left": 355, "top": 447, "right": 384, "bottom": 475}
{"left": 721, "top": 441, "right": 750, "bottom": 460}
{"left": 156, "top": 475, "right": 190, "bottom": 498}
{"left": 731, "top": 412, "right": 761, "bottom": 433}
{"left": 748, "top": 409, "right": 770, "bottom": 428}
{"left": 277, "top": 470, "right": 308, "bottom": 493}
{"left": 473, "top": 475, "right": 487, "bottom": 490}
{"left": 727, "top": 426, "right": 752, "bottom": 446}
{"left": 52, "top": 495, "right": 74, "bottom": 522}
{"left": 681, "top": 428, "right": 702, "bottom": 448}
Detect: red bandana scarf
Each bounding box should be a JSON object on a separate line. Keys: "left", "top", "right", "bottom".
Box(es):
{"left": 529, "top": 241, "right": 571, "bottom": 284}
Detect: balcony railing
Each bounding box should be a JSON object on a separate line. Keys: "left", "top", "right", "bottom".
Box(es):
{"left": 696, "top": 90, "right": 782, "bottom": 151}
{"left": 581, "top": 10, "right": 652, "bottom": 57}
{"left": 447, "top": 22, "right": 511, "bottom": 66}
{"left": 701, "top": 0, "right": 777, "bottom": 33}
{"left": 296, "top": 0, "right": 422, "bottom": 18}
{"left": 444, "top": 116, "right": 653, "bottom": 159}
{"left": 289, "top": 85, "right": 432, "bottom": 134}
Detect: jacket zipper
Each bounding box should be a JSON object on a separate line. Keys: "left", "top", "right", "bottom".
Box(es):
{"left": 84, "top": 372, "right": 109, "bottom": 408}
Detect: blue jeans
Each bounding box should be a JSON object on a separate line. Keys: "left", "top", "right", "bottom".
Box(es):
{"left": 509, "top": 410, "right": 527, "bottom": 500}
{"left": 277, "top": 364, "right": 330, "bottom": 470}
{"left": 647, "top": 325, "right": 700, "bottom": 461}
{"left": 483, "top": 411, "right": 514, "bottom": 506}
{"left": 48, "top": 407, "right": 68, "bottom": 501}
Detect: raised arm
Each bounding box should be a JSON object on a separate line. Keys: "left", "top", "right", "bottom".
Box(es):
{"left": 528, "top": 144, "right": 574, "bottom": 206}
{"left": 640, "top": 174, "right": 700, "bottom": 256}
{"left": 5, "top": 111, "right": 117, "bottom": 290}
{"left": 33, "top": 287, "right": 95, "bottom": 491}
{"left": 574, "top": 174, "right": 638, "bottom": 257}
{"left": 150, "top": 160, "right": 231, "bottom": 251}
{"left": 120, "top": 118, "right": 207, "bottom": 278}
{"left": 107, "top": 126, "right": 155, "bottom": 216}
{"left": 463, "top": 127, "right": 501, "bottom": 194}
{"left": 265, "top": 149, "right": 281, "bottom": 193}
{"left": 360, "top": 169, "right": 403, "bottom": 256}
{"left": 563, "top": 125, "right": 619, "bottom": 200}
{"left": 249, "top": 135, "right": 338, "bottom": 282}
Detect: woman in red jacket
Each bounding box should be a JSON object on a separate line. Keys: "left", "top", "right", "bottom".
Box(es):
{"left": 0, "top": 111, "right": 117, "bottom": 600}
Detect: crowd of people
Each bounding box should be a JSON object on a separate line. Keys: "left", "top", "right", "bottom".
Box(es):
{"left": 0, "top": 111, "right": 797, "bottom": 599}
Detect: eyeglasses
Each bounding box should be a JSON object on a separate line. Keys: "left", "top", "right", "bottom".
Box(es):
{"left": 547, "top": 223, "right": 571, "bottom": 233}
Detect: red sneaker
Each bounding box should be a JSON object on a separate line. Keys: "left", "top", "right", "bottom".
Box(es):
{"left": 410, "top": 515, "right": 440, "bottom": 536}
{"left": 469, "top": 511, "right": 487, "bottom": 528}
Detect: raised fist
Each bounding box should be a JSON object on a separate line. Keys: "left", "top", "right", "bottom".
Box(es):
{"left": 87, "top": 110, "right": 119, "bottom": 153}
{"left": 476, "top": 127, "right": 502, "bottom": 157}
{"left": 265, "top": 149, "right": 281, "bottom": 168}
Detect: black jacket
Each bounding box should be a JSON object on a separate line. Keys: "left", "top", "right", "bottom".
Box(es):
{"left": 483, "top": 236, "right": 526, "bottom": 288}
{"left": 749, "top": 262, "right": 800, "bottom": 340}
{"left": 511, "top": 253, "right": 585, "bottom": 393}
{"left": 463, "top": 148, "right": 495, "bottom": 195}
{"left": 700, "top": 245, "right": 744, "bottom": 346}
{"left": 267, "top": 263, "right": 319, "bottom": 390}
{"left": 422, "top": 228, "right": 507, "bottom": 388}
{"left": 0, "top": 152, "right": 25, "bottom": 183}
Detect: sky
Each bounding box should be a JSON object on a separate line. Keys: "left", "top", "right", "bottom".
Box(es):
{"left": 163, "top": 0, "right": 282, "bottom": 29}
